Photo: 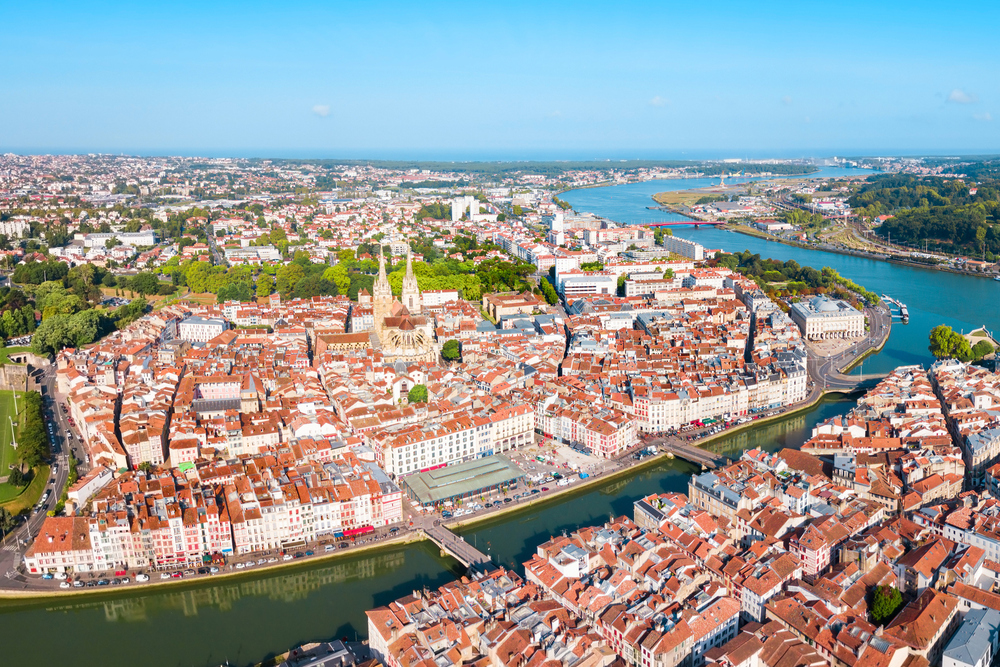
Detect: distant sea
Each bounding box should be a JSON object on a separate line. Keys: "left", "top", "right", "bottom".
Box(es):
{"left": 3, "top": 147, "right": 997, "bottom": 161}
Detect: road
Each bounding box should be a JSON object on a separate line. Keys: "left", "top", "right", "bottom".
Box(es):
{"left": 806, "top": 304, "right": 891, "bottom": 392}
{"left": 0, "top": 362, "right": 75, "bottom": 585}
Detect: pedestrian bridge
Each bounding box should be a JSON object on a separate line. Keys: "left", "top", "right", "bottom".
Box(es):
{"left": 424, "top": 524, "right": 492, "bottom": 570}
{"left": 659, "top": 442, "right": 728, "bottom": 469}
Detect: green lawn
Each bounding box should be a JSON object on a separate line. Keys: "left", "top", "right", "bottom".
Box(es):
{"left": 0, "top": 465, "right": 49, "bottom": 514}
{"left": 0, "top": 346, "right": 30, "bottom": 365}
{"left": 0, "top": 390, "right": 25, "bottom": 478}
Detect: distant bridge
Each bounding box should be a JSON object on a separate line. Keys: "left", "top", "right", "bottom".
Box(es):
{"left": 424, "top": 524, "right": 492, "bottom": 570}
{"left": 645, "top": 220, "right": 725, "bottom": 228}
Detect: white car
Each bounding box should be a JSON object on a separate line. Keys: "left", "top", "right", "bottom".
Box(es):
{"left": 136, "top": 574, "right": 149, "bottom": 582}
{"left": 59, "top": 581, "right": 70, "bottom": 589}
{"left": 160, "top": 573, "right": 172, "bottom": 580}
{"left": 54, "top": 572, "right": 67, "bottom": 580}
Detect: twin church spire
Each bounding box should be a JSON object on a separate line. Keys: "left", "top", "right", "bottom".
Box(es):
{"left": 373, "top": 244, "right": 422, "bottom": 338}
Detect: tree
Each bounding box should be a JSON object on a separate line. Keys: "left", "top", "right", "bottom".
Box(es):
{"left": 105, "top": 236, "right": 121, "bottom": 248}
{"left": 407, "top": 384, "right": 429, "bottom": 404}
{"left": 972, "top": 339, "right": 997, "bottom": 360}
{"left": 0, "top": 507, "right": 16, "bottom": 536}
{"left": 441, "top": 339, "right": 461, "bottom": 362}
{"left": 928, "top": 324, "right": 973, "bottom": 361}
{"left": 128, "top": 272, "right": 161, "bottom": 296}
{"left": 7, "top": 466, "right": 26, "bottom": 487}
{"left": 276, "top": 264, "right": 305, "bottom": 299}
{"left": 256, "top": 273, "right": 274, "bottom": 299}
{"left": 869, "top": 584, "right": 903, "bottom": 625}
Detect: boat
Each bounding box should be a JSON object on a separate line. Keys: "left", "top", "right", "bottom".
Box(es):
{"left": 994, "top": 275, "right": 1000, "bottom": 282}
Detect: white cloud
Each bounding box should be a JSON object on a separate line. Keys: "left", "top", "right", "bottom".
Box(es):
{"left": 974, "top": 112, "right": 993, "bottom": 122}
{"left": 781, "top": 96, "right": 792, "bottom": 106}
{"left": 948, "top": 89, "right": 978, "bottom": 104}
{"left": 649, "top": 96, "right": 669, "bottom": 107}
{"left": 312, "top": 104, "right": 331, "bottom": 117}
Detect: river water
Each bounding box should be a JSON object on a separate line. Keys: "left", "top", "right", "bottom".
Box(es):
{"left": 3, "top": 168, "right": 996, "bottom": 667}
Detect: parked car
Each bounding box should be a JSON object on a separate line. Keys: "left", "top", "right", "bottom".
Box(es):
{"left": 136, "top": 573, "right": 149, "bottom": 582}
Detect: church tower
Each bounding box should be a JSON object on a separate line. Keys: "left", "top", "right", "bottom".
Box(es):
{"left": 401, "top": 246, "right": 422, "bottom": 314}
{"left": 373, "top": 245, "right": 393, "bottom": 336}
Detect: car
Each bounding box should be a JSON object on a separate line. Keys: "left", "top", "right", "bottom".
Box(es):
{"left": 210, "top": 566, "right": 220, "bottom": 573}
{"left": 73, "top": 580, "right": 85, "bottom": 587}
{"left": 389, "top": 527, "right": 400, "bottom": 533}
{"left": 160, "top": 573, "right": 172, "bottom": 580}
{"left": 257, "top": 558, "right": 266, "bottom": 565}
{"left": 136, "top": 574, "right": 149, "bottom": 582}
{"left": 541, "top": 487, "right": 550, "bottom": 492}
{"left": 112, "top": 579, "right": 122, "bottom": 585}
{"left": 183, "top": 570, "right": 195, "bottom": 576}
{"left": 324, "top": 544, "right": 335, "bottom": 552}
{"left": 293, "top": 552, "right": 303, "bottom": 559}
{"left": 282, "top": 554, "right": 293, "bottom": 561}
{"left": 42, "top": 573, "right": 54, "bottom": 580}
{"left": 86, "top": 581, "right": 96, "bottom": 588}
{"left": 338, "top": 543, "right": 349, "bottom": 549}
{"left": 197, "top": 568, "right": 208, "bottom": 575}
{"left": 235, "top": 563, "right": 245, "bottom": 569}
{"left": 305, "top": 551, "right": 314, "bottom": 556}
{"left": 171, "top": 572, "right": 182, "bottom": 578}
{"left": 266, "top": 558, "right": 277, "bottom": 564}
{"left": 97, "top": 579, "right": 109, "bottom": 586}
{"left": 54, "top": 572, "right": 67, "bottom": 580}
{"left": 503, "top": 497, "right": 512, "bottom": 503}
{"left": 59, "top": 581, "right": 71, "bottom": 589}
{"left": 120, "top": 577, "right": 130, "bottom": 584}
{"left": 530, "top": 489, "right": 540, "bottom": 495}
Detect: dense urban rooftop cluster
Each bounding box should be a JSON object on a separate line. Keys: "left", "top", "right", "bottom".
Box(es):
{"left": 367, "top": 359, "right": 1000, "bottom": 667}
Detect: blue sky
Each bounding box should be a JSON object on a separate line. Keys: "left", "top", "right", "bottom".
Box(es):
{"left": 1, "top": 1, "right": 998, "bottom": 158}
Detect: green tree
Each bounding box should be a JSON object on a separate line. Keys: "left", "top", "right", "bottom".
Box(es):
{"left": 972, "top": 339, "right": 996, "bottom": 360}
{"left": 276, "top": 264, "right": 305, "bottom": 299}
{"left": 129, "top": 272, "right": 161, "bottom": 296}
{"left": 256, "top": 273, "right": 274, "bottom": 299}
{"left": 407, "top": 384, "right": 429, "bottom": 404}
{"left": 928, "top": 324, "right": 973, "bottom": 361}
{"left": 869, "top": 584, "right": 903, "bottom": 625}
{"left": 0, "top": 507, "right": 16, "bottom": 536}
{"left": 441, "top": 339, "right": 461, "bottom": 362}
{"left": 7, "top": 466, "right": 26, "bottom": 487}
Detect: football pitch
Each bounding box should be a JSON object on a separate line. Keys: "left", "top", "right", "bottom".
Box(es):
{"left": 0, "top": 390, "right": 22, "bottom": 475}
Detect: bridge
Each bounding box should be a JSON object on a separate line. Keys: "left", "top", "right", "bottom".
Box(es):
{"left": 645, "top": 220, "right": 725, "bottom": 228}
{"left": 657, "top": 441, "right": 728, "bottom": 469}
{"left": 424, "top": 523, "right": 493, "bottom": 570}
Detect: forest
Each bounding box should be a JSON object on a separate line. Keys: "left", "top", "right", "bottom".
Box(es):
{"left": 848, "top": 175, "right": 1000, "bottom": 258}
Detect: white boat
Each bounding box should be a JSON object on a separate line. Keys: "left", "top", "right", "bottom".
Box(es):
{"left": 994, "top": 275, "right": 1000, "bottom": 282}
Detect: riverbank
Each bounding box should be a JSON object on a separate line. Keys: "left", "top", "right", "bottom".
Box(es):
{"left": 450, "top": 386, "right": 847, "bottom": 535}
{"left": 726, "top": 223, "right": 999, "bottom": 281}
{"left": 0, "top": 529, "right": 433, "bottom": 602}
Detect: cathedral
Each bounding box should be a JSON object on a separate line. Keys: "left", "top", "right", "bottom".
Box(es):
{"left": 372, "top": 247, "right": 438, "bottom": 364}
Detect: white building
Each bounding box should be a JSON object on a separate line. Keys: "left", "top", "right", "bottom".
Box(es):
{"left": 178, "top": 316, "right": 228, "bottom": 343}
{"left": 789, "top": 295, "right": 865, "bottom": 340}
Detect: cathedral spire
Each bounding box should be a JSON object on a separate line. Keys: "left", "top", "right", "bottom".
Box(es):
{"left": 401, "top": 244, "right": 422, "bottom": 314}
{"left": 376, "top": 245, "right": 388, "bottom": 286}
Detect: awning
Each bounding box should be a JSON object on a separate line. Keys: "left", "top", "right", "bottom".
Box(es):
{"left": 344, "top": 526, "right": 374, "bottom": 537}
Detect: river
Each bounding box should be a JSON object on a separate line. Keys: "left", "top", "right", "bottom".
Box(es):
{"left": 3, "top": 168, "right": 996, "bottom": 666}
